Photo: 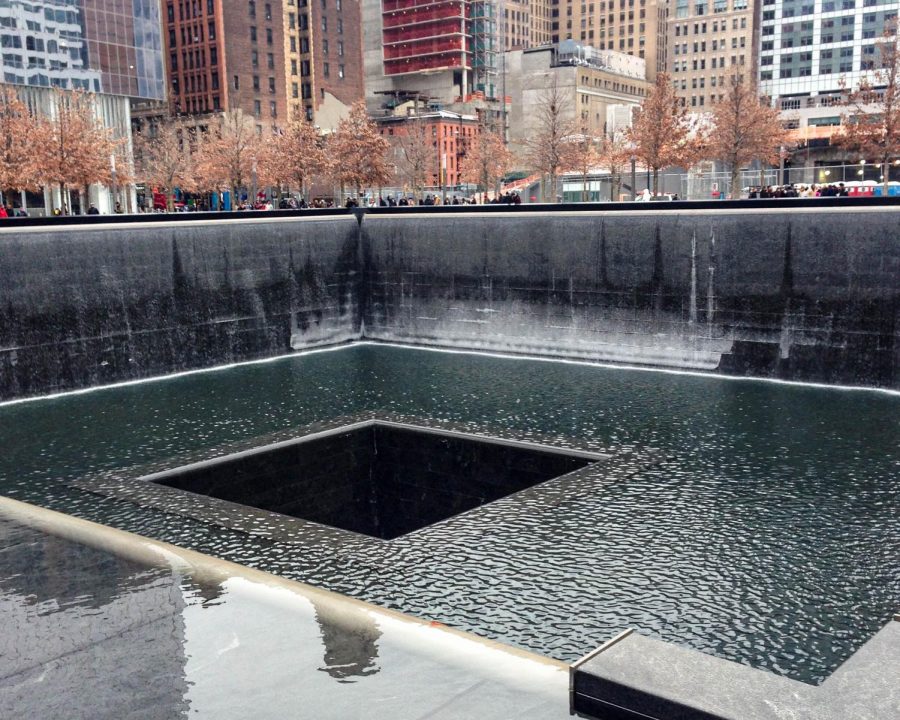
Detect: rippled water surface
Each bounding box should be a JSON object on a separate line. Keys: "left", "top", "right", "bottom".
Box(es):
{"left": 1, "top": 345, "right": 898, "bottom": 684}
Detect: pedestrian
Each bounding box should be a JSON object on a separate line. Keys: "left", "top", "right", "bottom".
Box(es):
{"left": 87, "top": 204, "right": 100, "bottom": 215}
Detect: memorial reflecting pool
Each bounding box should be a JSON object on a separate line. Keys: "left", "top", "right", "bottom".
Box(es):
{"left": 1, "top": 344, "right": 897, "bottom": 684}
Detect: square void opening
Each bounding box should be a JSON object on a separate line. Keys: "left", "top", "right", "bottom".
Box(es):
{"left": 148, "top": 422, "right": 598, "bottom": 540}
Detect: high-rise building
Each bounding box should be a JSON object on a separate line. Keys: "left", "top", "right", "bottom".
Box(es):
{"left": 667, "top": 0, "right": 756, "bottom": 109}
{"left": 0, "top": 0, "right": 165, "bottom": 100}
{"left": 758, "top": 0, "right": 900, "bottom": 175}
{"left": 501, "top": 0, "right": 553, "bottom": 49}
{"left": 552, "top": 0, "right": 669, "bottom": 80}
{"left": 362, "top": 0, "right": 503, "bottom": 120}
{"left": 162, "top": 0, "right": 362, "bottom": 130}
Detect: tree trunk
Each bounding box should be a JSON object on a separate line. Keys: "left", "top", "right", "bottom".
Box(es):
{"left": 652, "top": 168, "right": 659, "bottom": 195}
{"left": 730, "top": 167, "right": 740, "bottom": 200}
{"left": 883, "top": 154, "right": 890, "bottom": 197}
{"left": 582, "top": 171, "right": 588, "bottom": 202}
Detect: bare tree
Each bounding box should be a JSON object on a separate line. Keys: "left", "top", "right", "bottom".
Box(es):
{"left": 0, "top": 87, "right": 42, "bottom": 204}
{"left": 628, "top": 73, "right": 699, "bottom": 194}
{"left": 706, "top": 75, "right": 788, "bottom": 197}
{"left": 35, "top": 89, "right": 120, "bottom": 214}
{"left": 834, "top": 21, "right": 900, "bottom": 195}
{"left": 597, "top": 130, "right": 634, "bottom": 201}
{"left": 259, "top": 117, "right": 329, "bottom": 200}
{"left": 329, "top": 101, "right": 392, "bottom": 202}
{"left": 521, "top": 77, "right": 576, "bottom": 202}
{"left": 563, "top": 125, "right": 602, "bottom": 202}
{"left": 134, "top": 118, "right": 196, "bottom": 211}
{"left": 459, "top": 124, "right": 512, "bottom": 197}
{"left": 389, "top": 117, "right": 437, "bottom": 197}
{"left": 193, "top": 109, "right": 263, "bottom": 208}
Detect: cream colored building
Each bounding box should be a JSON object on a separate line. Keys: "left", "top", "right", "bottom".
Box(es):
{"left": 506, "top": 42, "right": 650, "bottom": 141}
{"left": 667, "top": 0, "right": 758, "bottom": 109}
{"left": 502, "top": 0, "right": 554, "bottom": 50}
{"left": 554, "top": 0, "right": 668, "bottom": 80}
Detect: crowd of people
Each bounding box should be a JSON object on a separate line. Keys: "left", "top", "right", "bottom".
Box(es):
{"left": 746, "top": 183, "right": 851, "bottom": 198}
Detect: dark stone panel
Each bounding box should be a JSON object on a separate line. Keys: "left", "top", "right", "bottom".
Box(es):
{"left": 148, "top": 422, "right": 596, "bottom": 540}
{"left": 573, "top": 675, "right": 725, "bottom": 720}
{"left": 361, "top": 210, "right": 899, "bottom": 388}
{"left": 2, "top": 208, "right": 897, "bottom": 399}
{"left": 0, "top": 217, "right": 362, "bottom": 400}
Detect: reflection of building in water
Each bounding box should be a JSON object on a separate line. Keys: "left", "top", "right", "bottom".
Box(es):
{"left": 0, "top": 517, "right": 190, "bottom": 718}
{"left": 313, "top": 600, "right": 382, "bottom": 682}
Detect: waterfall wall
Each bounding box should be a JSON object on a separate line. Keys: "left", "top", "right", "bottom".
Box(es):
{"left": 362, "top": 208, "right": 899, "bottom": 389}
{"left": 1, "top": 207, "right": 897, "bottom": 400}
{"left": 0, "top": 216, "right": 361, "bottom": 400}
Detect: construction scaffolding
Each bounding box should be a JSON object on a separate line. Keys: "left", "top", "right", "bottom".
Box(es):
{"left": 468, "top": 0, "right": 499, "bottom": 98}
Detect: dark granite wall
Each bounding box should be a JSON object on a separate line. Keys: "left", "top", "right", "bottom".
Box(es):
{"left": 0, "top": 217, "right": 361, "bottom": 399}
{"left": 150, "top": 423, "right": 591, "bottom": 540}
{"left": 1, "top": 207, "right": 897, "bottom": 399}
{"left": 362, "top": 209, "right": 900, "bottom": 389}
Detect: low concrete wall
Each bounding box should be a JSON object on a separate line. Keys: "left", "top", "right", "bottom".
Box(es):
{"left": 1, "top": 206, "right": 897, "bottom": 400}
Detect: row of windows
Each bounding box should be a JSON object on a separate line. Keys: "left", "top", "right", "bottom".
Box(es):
{"left": 673, "top": 16, "right": 747, "bottom": 35}
{"left": 170, "top": 47, "right": 218, "bottom": 70}
{"left": 167, "top": 0, "right": 215, "bottom": 23}
{"left": 672, "top": 36, "right": 747, "bottom": 54}
{"left": 672, "top": 54, "right": 746, "bottom": 70}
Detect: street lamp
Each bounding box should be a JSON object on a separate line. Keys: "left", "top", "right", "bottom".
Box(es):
{"left": 630, "top": 154, "right": 637, "bottom": 200}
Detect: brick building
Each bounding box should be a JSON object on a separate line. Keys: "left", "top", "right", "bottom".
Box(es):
{"left": 378, "top": 108, "right": 479, "bottom": 189}
{"left": 163, "top": 0, "right": 362, "bottom": 131}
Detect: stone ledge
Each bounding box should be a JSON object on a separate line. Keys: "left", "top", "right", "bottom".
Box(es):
{"left": 570, "top": 616, "right": 900, "bottom": 720}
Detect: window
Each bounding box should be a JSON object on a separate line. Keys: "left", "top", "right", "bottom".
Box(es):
{"left": 250, "top": 26, "right": 257, "bottom": 41}
{"left": 233, "top": 74, "right": 239, "bottom": 89}
{"left": 253, "top": 74, "right": 260, "bottom": 90}
{"left": 338, "top": 64, "right": 344, "bottom": 78}
{"left": 267, "top": 52, "right": 274, "bottom": 69}
{"left": 322, "top": 16, "right": 327, "bottom": 31}
{"left": 266, "top": 28, "right": 273, "bottom": 44}
{"left": 301, "top": 60, "right": 310, "bottom": 76}
{"left": 209, "top": 21, "right": 216, "bottom": 40}
{"left": 254, "top": 100, "right": 261, "bottom": 117}
{"left": 323, "top": 39, "right": 329, "bottom": 54}
{"left": 170, "top": 52, "right": 177, "bottom": 70}
{"left": 167, "top": 3, "right": 175, "bottom": 22}
{"left": 292, "top": 82, "right": 299, "bottom": 97}
{"left": 300, "top": 37, "right": 309, "bottom": 52}
{"left": 291, "top": 59, "right": 298, "bottom": 74}
{"left": 289, "top": 12, "right": 296, "bottom": 28}
{"left": 270, "top": 101, "right": 277, "bottom": 117}
{"left": 337, "top": 17, "right": 343, "bottom": 32}
{"left": 323, "top": 62, "right": 329, "bottom": 77}
{"left": 249, "top": 0, "right": 256, "bottom": 17}
{"left": 210, "top": 47, "right": 218, "bottom": 65}
{"left": 268, "top": 76, "right": 275, "bottom": 93}
{"left": 265, "top": 3, "right": 272, "bottom": 19}
{"left": 338, "top": 41, "right": 344, "bottom": 56}
{"left": 212, "top": 72, "right": 219, "bottom": 89}
{"left": 252, "top": 50, "right": 259, "bottom": 67}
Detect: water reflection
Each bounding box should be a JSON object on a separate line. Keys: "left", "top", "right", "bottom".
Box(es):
{"left": 0, "top": 517, "right": 190, "bottom": 719}
{"left": 313, "top": 598, "right": 382, "bottom": 682}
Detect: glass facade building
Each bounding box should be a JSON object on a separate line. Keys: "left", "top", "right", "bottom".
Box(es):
{"left": 0, "top": 0, "right": 165, "bottom": 100}
{"left": 759, "top": 0, "right": 900, "bottom": 105}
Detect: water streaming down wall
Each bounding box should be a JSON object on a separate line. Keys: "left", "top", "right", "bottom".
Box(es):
{"left": 0, "top": 217, "right": 362, "bottom": 399}
{"left": 0, "top": 208, "right": 897, "bottom": 400}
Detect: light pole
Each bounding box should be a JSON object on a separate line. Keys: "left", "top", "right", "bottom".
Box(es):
{"left": 630, "top": 155, "right": 636, "bottom": 200}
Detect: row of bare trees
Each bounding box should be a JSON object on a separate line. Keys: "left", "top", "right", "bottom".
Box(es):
{"left": 522, "top": 22, "right": 900, "bottom": 199}
{"left": 135, "top": 101, "right": 393, "bottom": 209}
{"left": 0, "top": 86, "right": 128, "bottom": 212}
